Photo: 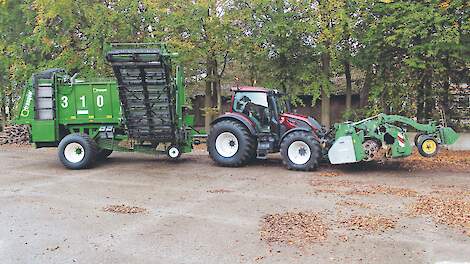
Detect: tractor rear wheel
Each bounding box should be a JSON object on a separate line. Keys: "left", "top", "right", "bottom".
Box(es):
{"left": 417, "top": 135, "right": 439, "bottom": 157}
{"left": 280, "top": 131, "right": 321, "bottom": 171}
{"left": 58, "top": 133, "right": 98, "bottom": 170}
{"left": 208, "top": 120, "right": 256, "bottom": 167}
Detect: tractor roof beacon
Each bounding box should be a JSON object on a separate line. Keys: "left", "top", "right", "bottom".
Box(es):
{"left": 207, "top": 87, "right": 325, "bottom": 171}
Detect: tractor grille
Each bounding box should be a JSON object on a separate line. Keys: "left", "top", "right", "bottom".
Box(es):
{"left": 106, "top": 49, "right": 175, "bottom": 142}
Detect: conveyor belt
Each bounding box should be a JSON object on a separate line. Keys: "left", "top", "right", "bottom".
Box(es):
{"left": 107, "top": 49, "right": 175, "bottom": 142}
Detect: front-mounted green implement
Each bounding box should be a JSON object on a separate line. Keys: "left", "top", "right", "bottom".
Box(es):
{"left": 15, "top": 43, "right": 194, "bottom": 169}
{"left": 327, "top": 113, "right": 459, "bottom": 164}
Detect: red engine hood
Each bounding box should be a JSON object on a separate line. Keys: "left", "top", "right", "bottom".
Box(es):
{"left": 281, "top": 113, "right": 309, "bottom": 121}
{"left": 280, "top": 113, "right": 322, "bottom": 131}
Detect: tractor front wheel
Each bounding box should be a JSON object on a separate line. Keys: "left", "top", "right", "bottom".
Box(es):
{"left": 280, "top": 131, "right": 321, "bottom": 171}
{"left": 58, "top": 133, "right": 98, "bottom": 170}
{"left": 417, "top": 136, "right": 439, "bottom": 158}
{"left": 208, "top": 120, "right": 256, "bottom": 167}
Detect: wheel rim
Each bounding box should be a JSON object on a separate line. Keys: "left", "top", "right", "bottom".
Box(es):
{"left": 422, "top": 139, "right": 437, "bottom": 155}
{"left": 64, "top": 142, "right": 85, "bottom": 163}
{"left": 168, "top": 147, "right": 180, "bottom": 158}
{"left": 215, "top": 132, "right": 239, "bottom": 158}
{"left": 288, "top": 141, "right": 311, "bottom": 165}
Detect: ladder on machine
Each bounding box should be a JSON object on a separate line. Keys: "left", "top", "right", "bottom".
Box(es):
{"left": 33, "top": 69, "right": 65, "bottom": 120}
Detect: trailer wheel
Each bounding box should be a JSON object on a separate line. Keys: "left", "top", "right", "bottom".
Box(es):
{"left": 167, "top": 145, "right": 181, "bottom": 160}
{"left": 208, "top": 120, "right": 256, "bottom": 167}
{"left": 58, "top": 133, "right": 98, "bottom": 170}
{"left": 417, "top": 136, "right": 439, "bottom": 158}
{"left": 280, "top": 131, "right": 321, "bottom": 171}
{"left": 97, "top": 149, "right": 113, "bottom": 160}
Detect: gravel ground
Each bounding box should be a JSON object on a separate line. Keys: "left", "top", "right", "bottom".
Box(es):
{"left": 0, "top": 146, "right": 469, "bottom": 264}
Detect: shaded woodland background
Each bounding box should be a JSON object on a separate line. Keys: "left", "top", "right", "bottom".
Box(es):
{"left": 0, "top": 0, "right": 468, "bottom": 131}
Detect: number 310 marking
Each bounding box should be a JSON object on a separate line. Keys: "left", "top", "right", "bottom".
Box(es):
{"left": 61, "top": 96, "right": 68, "bottom": 108}
{"left": 60, "top": 95, "right": 104, "bottom": 108}
{"left": 96, "top": 95, "right": 104, "bottom": 107}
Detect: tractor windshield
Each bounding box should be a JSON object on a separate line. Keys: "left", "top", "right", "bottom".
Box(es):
{"left": 233, "top": 92, "right": 270, "bottom": 132}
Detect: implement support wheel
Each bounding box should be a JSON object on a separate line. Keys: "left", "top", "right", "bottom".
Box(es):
{"left": 417, "top": 136, "right": 439, "bottom": 158}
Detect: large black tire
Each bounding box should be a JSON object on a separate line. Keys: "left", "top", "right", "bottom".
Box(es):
{"left": 97, "top": 149, "right": 113, "bottom": 160}
{"left": 208, "top": 120, "right": 256, "bottom": 167}
{"left": 280, "top": 131, "right": 321, "bottom": 171}
{"left": 414, "top": 132, "right": 424, "bottom": 147}
{"left": 58, "top": 133, "right": 98, "bottom": 170}
{"left": 417, "top": 135, "right": 440, "bottom": 158}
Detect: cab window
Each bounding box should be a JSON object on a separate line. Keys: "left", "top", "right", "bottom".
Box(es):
{"left": 233, "top": 92, "right": 270, "bottom": 132}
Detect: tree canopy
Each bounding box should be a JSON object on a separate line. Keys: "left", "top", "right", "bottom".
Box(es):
{"left": 0, "top": 0, "right": 468, "bottom": 129}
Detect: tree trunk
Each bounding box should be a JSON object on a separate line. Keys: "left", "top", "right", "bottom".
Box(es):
{"left": 7, "top": 92, "right": 13, "bottom": 122}
{"left": 0, "top": 92, "right": 5, "bottom": 131}
{"left": 416, "top": 85, "right": 425, "bottom": 122}
{"left": 442, "top": 77, "right": 450, "bottom": 117}
{"left": 360, "top": 69, "right": 372, "bottom": 108}
{"left": 424, "top": 73, "right": 434, "bottom": 120}
{"left": 416, "top": 72, "right": 429, "bottom": 122}
{"left": 212, "top": 59, "right": 222, "bottom": 115}
{"left": 216, "top": 77, "right": 222, "bottom": 115}
{"left": 204, "top": 59, "right": 213, "bottom": 133}
{"left": 321, "top": 52, "right": 331, "bottom": 128}
{"left": 344, "top": 60, "right": 352, "bottom": 111}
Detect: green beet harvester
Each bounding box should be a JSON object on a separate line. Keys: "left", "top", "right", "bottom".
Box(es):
{"left": 14, "top": 43, "right": 459, "bottom": 171}
{"left": 15, "top": 43, "right": 194, "bottom": 169}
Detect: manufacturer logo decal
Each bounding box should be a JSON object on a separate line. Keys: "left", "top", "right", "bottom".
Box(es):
{"left": 20, "top": 90, "right": 33, "bottom": 117}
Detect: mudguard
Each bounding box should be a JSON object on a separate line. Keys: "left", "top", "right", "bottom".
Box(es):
{"left": 211, "top": 112, "right": 257, "bottom": 135}
{"left": 280, "top": 127, "right": 320, "bottom": 143}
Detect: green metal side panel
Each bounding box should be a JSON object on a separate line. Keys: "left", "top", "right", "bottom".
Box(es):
{"left": 15, "top": 84, "right": 34, "bottom": 125}
{"left": 31, "top": 120, "right": 56, "bottom": 142}
{"left": 56, "top": 81, "right": 120, "bottom": 125}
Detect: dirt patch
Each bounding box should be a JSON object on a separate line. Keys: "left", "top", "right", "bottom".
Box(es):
{"left": 207, "top": 189, "right": 232, "bottom": 194}
{"left": 102, "top": 204, "right": 147, "bottom": 214}
{"left": 401, "top": 150, "right": 470, "bottom": 171}
{"left": 260, "top": 212, "right": 329, "bottom": 246}
{"left": 336, "top": 200, "right": 373, "bottom": 209}
{"left": 310, "top": 179, "right": 359, "bottom": 188}
{"left": 409, "top": 196, "right": 470, "bottom": 236}
{"left": 340, "top": 215, "right": 397, "bottom": 232}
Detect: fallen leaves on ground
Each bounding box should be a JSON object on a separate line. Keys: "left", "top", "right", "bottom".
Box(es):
{"left": 429, "top": 186, "right": 470, "bottom": 198}
{"left": 409, "top": 195, "right": 470, "bottom": 236}
{"left": 317, "top": 171, "right": 343, "bottom": 177}
{"left": 346, "top": 185, "right": 418, "bottom": 198}
{"left": 260, "top": 212, "right": 329, "bottom": 247}
{"left": 102, "top": 204, "right": 147, "bottom": 214}
{"left": 340, "top": 215, "right": 397, "bottom": 232}
{"left": 336, "top": 200, "right": 373, "bottom": 209}
{"left": 311, "top": 178, "right": 418, "bottom": 198}
{"left": 401, "top": 150, "right": 470, "bottom": 171}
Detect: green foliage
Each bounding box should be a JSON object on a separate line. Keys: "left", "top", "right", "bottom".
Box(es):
{"left": 0, "top": 0, "right": 467, "bottom": 122}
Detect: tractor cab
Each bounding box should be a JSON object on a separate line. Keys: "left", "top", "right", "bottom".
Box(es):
{"left": 208, "top": 86, "right": 324, "bottom": 171}
{"left": 230, "top": 87, "right": 289, "bottom": 135}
